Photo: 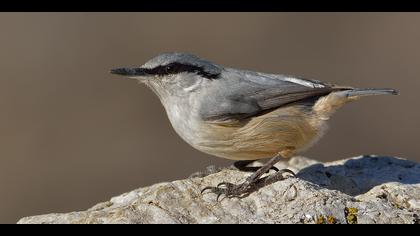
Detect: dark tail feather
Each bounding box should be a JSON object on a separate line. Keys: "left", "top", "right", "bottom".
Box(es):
{"left": 345, "top": 88, "right": 399, "bottom": 98}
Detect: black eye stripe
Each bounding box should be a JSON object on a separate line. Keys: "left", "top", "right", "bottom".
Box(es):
{"left": 144, "top": 62, "right": 220, "bottom": 79}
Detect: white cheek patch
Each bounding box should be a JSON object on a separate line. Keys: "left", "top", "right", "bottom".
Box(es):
{"left": 177, "top": 73, "right": 203, "bottom": 92}
{"left": 184, "top": 80, "right": 202, "bottom": 92}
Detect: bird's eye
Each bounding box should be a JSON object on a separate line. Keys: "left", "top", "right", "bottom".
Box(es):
{"left": 165, "top": 65, "right": 173, "bottom": 72}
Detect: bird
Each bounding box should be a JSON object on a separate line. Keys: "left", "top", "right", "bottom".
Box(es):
{"left": 111, "top": 52, "right": 398, "bottom": 199}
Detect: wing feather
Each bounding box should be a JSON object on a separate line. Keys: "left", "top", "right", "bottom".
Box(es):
{"left": 199, "top": 70, "right": 342, "bottom": 124}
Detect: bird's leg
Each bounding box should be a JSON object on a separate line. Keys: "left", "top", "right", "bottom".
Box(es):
{"left": 258, "top": 168, "right": 296, "bottom": 185}
{"left": 232, "top": 160, "right": 279, "bottom": 173}
{"left": 202, "top": 152, "right": 295, "bottom": 200}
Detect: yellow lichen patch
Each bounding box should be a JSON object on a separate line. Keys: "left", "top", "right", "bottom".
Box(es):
{"left": 327, "top": 216, "right": 337, "bottom": 224}
{"left": 345, "top": 207, "right": 359, "bottom": 224}
{"left": 316, "top": 215, "right": 325, "bottom": 224}
{"left": 316, "top": 215, "right": 337, "bottom": 224}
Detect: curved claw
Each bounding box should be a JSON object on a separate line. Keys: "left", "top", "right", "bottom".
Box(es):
{"left": 271, "top": 166, "right": 280, "bottom": 172}
{"left": 217, "top": 182, "right": 229, "bottom": 188}
{"left": 217, "top": 182, "right": 237, "bottom": 189}
{"left": 201, "top": 185, "right": 230, "bottom": 201}
{"left": 279, "top": 168, "right": 296, "bottom": 177}
{"left": 201, "top": 186, "right": 214, "bottom": 194}
{"left": 216, "top": 193, "right": 224, "bottom": 201}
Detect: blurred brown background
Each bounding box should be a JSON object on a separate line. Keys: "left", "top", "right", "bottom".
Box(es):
{"left": 0, "top": 13, "right": 418, "bottom": 223}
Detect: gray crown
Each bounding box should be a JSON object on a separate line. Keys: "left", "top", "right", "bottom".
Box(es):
{"left": 142, "top": 52, "right": 222, "bottom": 75}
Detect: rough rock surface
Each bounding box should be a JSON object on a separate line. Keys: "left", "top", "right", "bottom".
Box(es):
{"left": 18, "top": 155, "right": 420, "bottom": 224}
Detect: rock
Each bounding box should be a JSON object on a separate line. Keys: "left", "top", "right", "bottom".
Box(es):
{"left": 17, "top": 155, "right": 420, "bottom": 224}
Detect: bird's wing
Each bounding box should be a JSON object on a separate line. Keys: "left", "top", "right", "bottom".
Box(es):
{"left": 199, "top": 70, "right": 339, "bottom": 124}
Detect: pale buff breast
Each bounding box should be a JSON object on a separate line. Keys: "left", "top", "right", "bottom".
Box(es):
{"left": 192, "top": 105, "right": 328, "bottom": 161}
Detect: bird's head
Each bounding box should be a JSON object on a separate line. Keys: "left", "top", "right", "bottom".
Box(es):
{"left": 111, "top": 52, "right": 222, "bottom": 97}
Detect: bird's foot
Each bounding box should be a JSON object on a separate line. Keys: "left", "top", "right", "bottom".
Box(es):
{"left": 201, "top": 181, "right": 255, "bottom": 200}
{"left": 201, "top": 169, "right": 296, "bottom": 201}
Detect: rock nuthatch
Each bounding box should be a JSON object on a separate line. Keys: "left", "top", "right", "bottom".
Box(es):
{"left": 111, "top": 52, "right": 398, "bottom": 199}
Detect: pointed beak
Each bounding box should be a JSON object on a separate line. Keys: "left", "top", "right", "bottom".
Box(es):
{"left": 110, "top": 67, "right": 149, "bottom": 77}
